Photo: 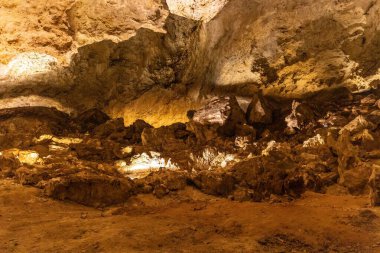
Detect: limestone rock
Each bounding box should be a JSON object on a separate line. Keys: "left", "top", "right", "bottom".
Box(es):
{"left": 192, "top": 97, "right": 246, "bottom": 137}
{"left": 231, "top": 156, "right": 321, "bottom": 200}
{"left": 44, "top": 172, "right": 134, "bottom": 207}
{"left": 94, "top": 118, "right": 125, "bottom": 139}
{"left": 76, "top": 109, "right": 110, "bottom": 133}
{"left": 246, "top": 93, "right": 272, "bottom": 125}
{"left": 0, "top": 0, "right": 169, "bottom": 64}
{"left": 141, "top": 123, "right": 192, "bottom": 151}
{"left": 235, "top": 124, "right": 256, "bottom": 141}
{"left": 71, "top": 138, "right": 122, "bottom": 161}
{"left": 339, "top": 115, "right": 376, "bottom": 135}
{"left": 327, "top": 129, "right": 359, "bottom": 181}
{"left": 134, "top": 171, "right": 188, "bottom": 198}
{"left": 341, "top": 164, "right": 372, "bottom": 195}
{"left": 192, "top": 171, "right": 235, "bottom": 197}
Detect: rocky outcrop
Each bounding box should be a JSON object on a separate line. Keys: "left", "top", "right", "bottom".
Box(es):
{"left": 141, "top": 123, "right": 192, "bottom": 151}
{"left": 246, "top": 93, "right": 273, "bottom": 125}
{"left": 201, "top": 0, "right": 380, "bottom": 98}
{"left": 0, "top": 0, "right": 169, "bottom": 64}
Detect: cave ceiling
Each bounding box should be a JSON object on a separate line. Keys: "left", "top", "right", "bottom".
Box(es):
{"left": 0, "top": 0, "right": 379, "bottom": 126}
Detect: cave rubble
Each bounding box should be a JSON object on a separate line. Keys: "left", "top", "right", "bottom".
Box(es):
{"left": 1, "top": 1, "right": 380, "bottom": 252}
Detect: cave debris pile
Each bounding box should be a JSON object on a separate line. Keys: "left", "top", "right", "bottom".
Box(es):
{"left": 1, "top": 89, "right": 380, "bottom": 207}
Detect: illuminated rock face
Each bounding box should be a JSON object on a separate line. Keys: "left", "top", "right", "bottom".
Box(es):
{"left": 2, "top": 53, "right": 58, "bottom": 79}
{"left": 201, "top": 0, "right": 380, "bottom": 98}
{"left": 166, "top": 0, "right": 228, "bottom": 21}
{"left": 0, "top": 0, "right": 169, "bottom": 64}
{"left": 0, "top": 0, "right": 380, "bottom": 126}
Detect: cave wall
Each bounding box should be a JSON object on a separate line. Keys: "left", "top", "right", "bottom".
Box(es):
{"left": 0, "top": 0, "right": 380, "bottom": 126}
{"left": 0, "top": 0, "right": 169, "bottom": 64}
{"left": 199, "top": 0, "right": 380, "bottom": 98}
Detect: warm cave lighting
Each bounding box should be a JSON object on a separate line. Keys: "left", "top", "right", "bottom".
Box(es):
{"left": 166, "top": 0, "right": 228, "bottom": 21}
{"left": 18, "top": 151, "right": 40, "bottom": 165}
{"left": 116, "top": 152, "right": 179, "bottom": 179}
{"left": 34, "top": 135, "right": 83, "bottom": 145}
{"left": 0, "top": 52, "right": 57, "bottom": 79}
{"left": 0, "top": 149, "right": 40, "bottom": 165}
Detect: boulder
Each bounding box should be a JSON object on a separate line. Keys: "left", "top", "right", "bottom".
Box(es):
{"left": 75, "top": 109, "right": 110, "bottom": 133}
{"left": 309, "top": 87, "right": 353, "bottom": 104}
{"left": 367, "top": 110, "right": 380, "bottom": 126}
{"left": 94, "top": 119, "right": 152, "bottom": 145}
{"left": 327, "top": 129, "right": 359, "bottom": 181}
{"left": 232, "top": 187, "right": 256, "bottom": 202}
{"left": 141, "top": 123, "right": 191, "bottom": 151}
{"left": 186, "top": 122, "right": 218, "bottom": 144}
{"left": 192, "top": 97, "right": 246, "bottom": 137}
{"left": 125, "top": 120, "right": 153, "bottom": 144}
{"left": 231, "top": 156, "right": 321, "bottom": 200}
{"left": 192, "top": 171, "right": 235, "bottom": 197}
{"left": 94, "top": 118, "right": 126, "bottom": 139}
{"left": 71, "top": 138, "right": 122, "bottom": 161}
{"left": 246, "top": 92, "right": 273, "bottom": 125}
{"left": 44, "top": 172, "right": 134, "bottom": 207}
{"left": 135, "top": 171, "right": 189, "bottom": 198}
{"left": 0, "top": 107, "right": 72, "bottom": 149}
{"left": 341, "top": 163, "right": 372, "bottom": 195}
{"left": 339, "top": 115, "right": 376, "bottom": 135}
{"left": 232, "top": 158, "right": 286, "bottom": 200}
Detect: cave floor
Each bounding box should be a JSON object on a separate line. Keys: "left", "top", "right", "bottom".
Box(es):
{"left": 0, "top": 179, "right": 379, "bottom": 253}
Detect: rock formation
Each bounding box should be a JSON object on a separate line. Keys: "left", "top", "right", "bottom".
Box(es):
{"left": 0, "top": 0, "right": 379, "bottom": 127}
{"left": 0, "top": 0, "right": 379, "bottom": 209}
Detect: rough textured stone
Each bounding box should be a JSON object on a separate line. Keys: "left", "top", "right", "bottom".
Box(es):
{"left": 341, "top": 164, "right": 373, "bottom": 195}
{"left": 75, "top": 109, "right": 110, "bottom": 133}
{"left": 0, "top": 0, "right": 169, "bottom": 64}
{"left": 232, "top": 156, "right": 322, "bottom": 200}
{"left": 246, "top": 93, "right": 272, "bottom": 125}
{"left": 192, "top": 97, "right": 246, "bottom": 137}
{"left": 340, "top": 115, "right": 376, "bottom": 135}
{"left": 192, "top": 171, "right": 235, "bottom": 197}
{"left": 44, "top": 172, "right": 134, "bottom": 207}
{"left": 141, "top": 123, "right": 192, "bottom": 151}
